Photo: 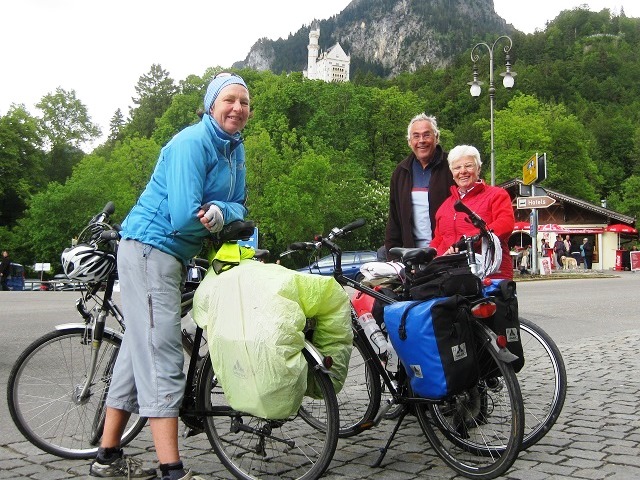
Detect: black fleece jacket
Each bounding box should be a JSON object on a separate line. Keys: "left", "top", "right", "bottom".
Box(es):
{"left": 384, "top": 145, "right": 455, "bottom": 255}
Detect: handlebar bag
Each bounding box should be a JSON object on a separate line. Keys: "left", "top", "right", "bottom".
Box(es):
{"left": 482, "top": 280, "right": 524, "bottom": 373}
{"left": 384, "top": 295, "right": 479, "bottom": 399}
{"left": 408, "top": 255, "right": 482, "bottom": 300}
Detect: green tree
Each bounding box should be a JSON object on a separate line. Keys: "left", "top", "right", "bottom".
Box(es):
{"left": 127, "top": 64, "right": 178, "bottom": 138}
{"left": 108, "top": 108, "right": 125, "bottom": 143}
{"left": 0, "top": 105, "right": 45, "bottom": 226}
{"left": 12, "top": 137, "right": 160, "bottom": 267}
{"left": 608, "top": 174, "right": 640, "bottom": 220}
{"left": 152, "top": 91, "right": 202, "bottom": 147}
{"left": 44, "top": 144, "right": 85, "bottom": 184}
{"left": 588, "top": 111, "right": 636, "bottom": 196}
{"left": 36, "top": 87, "right": 101, "bottom": 149}
{"left": 490, "top": 94, "right": 600, "bottom": 201}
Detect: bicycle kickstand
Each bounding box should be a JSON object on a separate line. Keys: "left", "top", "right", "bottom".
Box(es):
{"left": 371, "top": 407, "right": 409, "bottom": 468}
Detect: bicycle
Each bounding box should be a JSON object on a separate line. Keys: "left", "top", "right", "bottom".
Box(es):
{"left": 7, "top": 202, "right": 340, "bottom": 480}
{"left": 351, "top": 269, "right": 566, "bottom": 449}
{"left": 284, "top": 204, "right": 526, "bottom": 479}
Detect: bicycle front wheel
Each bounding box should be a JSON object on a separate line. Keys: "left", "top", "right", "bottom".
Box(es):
{"left": 7, "top": 328, "right": 146, "bottom": 459}
{"left": 518, "top": 317, "right": 567, "bottom": 450}
{"left": 416, "top": 321, "right": 525, "bottom": 479}
{"left": 201, "top": 349, "right": 339, "bottom": 480}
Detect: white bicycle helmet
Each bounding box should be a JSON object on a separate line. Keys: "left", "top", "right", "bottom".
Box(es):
{"left": 61, "top": 244, "right": 115, "bottom": 282}
{"left": 473, "top": 231, "right": 503, "bottom": 278}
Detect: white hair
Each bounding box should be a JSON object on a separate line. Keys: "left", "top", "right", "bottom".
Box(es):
{"left": 407, "top": 113, "right": 440, "bottom": 141}
{"left": 447, "top": 145, "right": 482, "bottom": 170}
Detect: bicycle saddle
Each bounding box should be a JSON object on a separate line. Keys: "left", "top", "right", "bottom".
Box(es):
{"left": 388, "top": 247, "right": 437, "bottom": 266}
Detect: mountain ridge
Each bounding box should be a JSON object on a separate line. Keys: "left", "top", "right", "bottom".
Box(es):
{"left": 233, "top": 0, "right": 515, "bottom": 76}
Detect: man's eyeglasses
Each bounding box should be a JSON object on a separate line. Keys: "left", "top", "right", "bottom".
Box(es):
{"left": 411, "top": 132, "right": 434, "bottom": 141}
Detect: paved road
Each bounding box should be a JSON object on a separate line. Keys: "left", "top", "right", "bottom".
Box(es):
{"left": 1, "top": 273, "right": 639, "bottom": 479}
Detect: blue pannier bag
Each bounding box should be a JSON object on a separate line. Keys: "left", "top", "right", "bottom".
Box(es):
{"left": 384, "top": 295, "right": 479, "bottom": 399}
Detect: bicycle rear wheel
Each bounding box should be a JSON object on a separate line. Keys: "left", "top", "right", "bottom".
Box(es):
{"left": 7, "top": 328, "right": 146, "bottom": 459}
{"left": 518, "top": 317, "right": 566, "bottom": 450}
{"left": 201, "top": 349, "right": 339, "bottom": 480}
{"left": 416, "top": 322, "right": 524, "bottom": 479}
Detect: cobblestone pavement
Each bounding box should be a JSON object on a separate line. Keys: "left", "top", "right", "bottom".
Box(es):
{"left": 2, "top": 327, "right": 639, "bottom": 480}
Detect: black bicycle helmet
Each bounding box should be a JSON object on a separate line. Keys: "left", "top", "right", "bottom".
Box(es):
{"left": 61, "top": 244, "right": 115, "bottom": 282}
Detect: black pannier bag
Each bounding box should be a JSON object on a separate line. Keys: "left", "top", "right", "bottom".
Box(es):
{"left": 371, "top": 285, "right": 400, "bottom": 329}
{"left": 384, "top": 295, "right": 479, "bottom": 399}
{"left": 407, "top": 253, "right": 483, "bottom": 301}
{"left": 483, "top": 280, "right": 524, "bottom": 374}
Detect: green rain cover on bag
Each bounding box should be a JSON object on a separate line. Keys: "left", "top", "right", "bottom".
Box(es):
{"left": 192, "top": 260, "right": 352, "bottom": 419}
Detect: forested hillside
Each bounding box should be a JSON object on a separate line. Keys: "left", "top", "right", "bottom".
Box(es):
{"left": 1, "top": 7, "right": 639, "bottom": 273}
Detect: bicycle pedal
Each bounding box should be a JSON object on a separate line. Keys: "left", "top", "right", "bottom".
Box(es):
{"left": 182, "top": 427, "right": 204, "bottom": 438}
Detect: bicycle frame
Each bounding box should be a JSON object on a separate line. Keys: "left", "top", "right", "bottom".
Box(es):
{"left": 287, "top": 218, "right": 520, "bottom": 423}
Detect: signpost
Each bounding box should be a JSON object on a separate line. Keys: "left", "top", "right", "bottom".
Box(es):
{"left": 519, "top": 153, "right": 548, "bottom": 275}
{"left": 34, "top": 263, "right": 51, "bottom": 281}
{"left": 516, "top": 196, "right": 556, "bottom": 209}
{"left": 522, "top": 153, "right": 547, "bottom": 185}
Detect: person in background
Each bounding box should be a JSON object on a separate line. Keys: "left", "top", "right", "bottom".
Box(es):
{"left": 88, "top": 73, "right": 251, "bottom": 480}
{"left": 581, "top": 237, "right": 594, "bottom": 270}
{"left": 519, "top": 245, "right": 531, "bottom": 275}
{"left": 540, "top": 238, "right": 549, "bottom": 258}
{"left": 0, "top": 250, "right": 11, "bottom": 291}
{"left": 430, "top": 145, "right": 515, "bottom": 280}
{"left": 564, "top": 234, "right": 572, "bottom": 256}
{"left": 553, "top": 234, "right": 566, "bottom": 269}
{"left": 384, "top": 113, "right": 455, "bottom": 258}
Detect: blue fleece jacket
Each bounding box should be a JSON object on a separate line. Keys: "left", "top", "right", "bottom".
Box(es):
{"left": 121, "top": 115, "right": 247, "bottom": 264}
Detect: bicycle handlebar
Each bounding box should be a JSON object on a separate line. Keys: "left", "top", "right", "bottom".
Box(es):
{"left": 451, "top": 200, "right": 493, "bottom": 251}
{"left": 283, "top": 218, "right": 366, "bottom": 258}
{"left": 100, "top": 230, "right": 120, "bottom": 241}
{"left": 453, "top": 200, "right": 487, "bottom": 231}
{"left": 91, "top": 201, "right": 115, "bottom": 225}
{"left": 331, "top": 218, "right": 366, "bottom": 238}
{"left": 288, "top": 242, "right": 317, "bottom": 252}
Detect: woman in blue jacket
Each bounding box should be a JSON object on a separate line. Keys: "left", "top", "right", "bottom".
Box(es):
{"left": 88, "top": 73, "right": 251, "bottom": 480}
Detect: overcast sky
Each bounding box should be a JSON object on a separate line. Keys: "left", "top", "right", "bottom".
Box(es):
{"left": 1, "top": 0, "right": 638, "bottom": 147}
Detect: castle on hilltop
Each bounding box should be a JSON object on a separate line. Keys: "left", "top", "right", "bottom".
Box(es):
{"left": 304, "top": 27, "right": 350, "bottom": 82}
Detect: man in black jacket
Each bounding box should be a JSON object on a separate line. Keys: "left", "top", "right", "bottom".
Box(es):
{"left": 0, "top": 250, "right": 11, "bottom": 291}
{"left": 581, "top": 238, "right": 594, "bottom": 270}
{"left": 384, "top": 113, "right": 455, "bottom": 258}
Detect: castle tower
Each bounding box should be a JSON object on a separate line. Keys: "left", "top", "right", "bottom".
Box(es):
{"left": 307, "top": 28, "right": 320, "bottom": 79}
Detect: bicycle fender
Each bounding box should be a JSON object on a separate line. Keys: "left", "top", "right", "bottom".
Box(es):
{"left": 474, "top": 321, "right": 520, "bottom": 363}
{"left": 54, "top": 323, "right": 124, "bottom": 341}
{"left": 303, "top": 341, "right": 336, "bottom": 378}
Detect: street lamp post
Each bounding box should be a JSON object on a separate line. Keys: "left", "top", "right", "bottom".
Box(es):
{"left": 468, "top": 35, "right": 516, "bottom": 186}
